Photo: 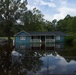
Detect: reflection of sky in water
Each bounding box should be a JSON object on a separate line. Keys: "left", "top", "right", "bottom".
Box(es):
{"left": 11, "top": 50, "right": 76, "bottom": 75}
{"left": 1, "top": 42, "right": 76, "bottom": 75}
{"left": 36, "top": 54, "right": 76, "bottom": 75}
{"left": 11, "top": 42, "right": 76, "bottom": 75}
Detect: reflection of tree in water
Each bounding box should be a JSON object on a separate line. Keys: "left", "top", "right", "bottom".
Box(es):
{"left": 22, "top": 57, "right": 42, "bottom": 72}
{"left": 0, "top": 45, "right": 13, "bottom": 75}
{"left": 43, "top": 50, "right": 76, "bottom": 63}
{"left": 22, "top": 51, "right": 43, "bottom": 73}
{"left": 38, "top": 43, "right": 76, "bottom": 62}
{"left": 10, "top": 50, "right": 44, "bottom": 75}
{"left": 1, "top": 43, "right": 76, "bottom": 75}
{"left": 56, "top": 43, "right": 76, "bottom": 62}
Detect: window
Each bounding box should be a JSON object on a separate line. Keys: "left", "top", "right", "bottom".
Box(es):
{"left": 56, "top": 45, "right": 60, "bottom": 48}
{"left": 20, "top": 36, "right": 26, "bottom": 40}
{"left": 56, "top": 36, "right": 60, "bottom": 40}
{"left": 20, "top": 45, "right": 26, "bottom": 49}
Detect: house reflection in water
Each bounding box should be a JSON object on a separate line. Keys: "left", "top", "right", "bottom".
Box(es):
{"left": 11, "top": 44, "right": 76, "bottom": 75}
{"left": 15, "top": 43, "right": 65, "bottom": 50}
{"left": 15, "top": 43, "right": 31, "bottom": 50}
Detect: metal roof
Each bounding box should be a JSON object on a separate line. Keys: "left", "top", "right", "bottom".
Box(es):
{"left": 14, "top": 31, "right": 68, "bottom": 36}
{"left": 28, "top": 31, "right": 67, "bottom": 36}
{"left": 14, "top": 31, "right": 30, "bottom": 36}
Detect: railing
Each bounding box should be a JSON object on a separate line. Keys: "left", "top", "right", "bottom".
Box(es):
{"left": 46, "top": 43, "right": 55, "bottom": 47}
{"left": 30, "top": 39, "right": 55, "bottom": 43}
{"left": 30, "top": 43, "right": 41, "bottom": 47}
{"left": 46, "top": 39, "right": 55, "bottom": 42}
{"left": 30, "top": 39, "right": 41, "bottom": 43}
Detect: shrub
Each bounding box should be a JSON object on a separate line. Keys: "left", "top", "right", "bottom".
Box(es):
{"left": 64, "top": 36, "right": 73, "bottom": 43}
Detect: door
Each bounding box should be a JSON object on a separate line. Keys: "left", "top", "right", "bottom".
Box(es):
{"left": 41, "top": 36, "right": 45, "bottom": 43}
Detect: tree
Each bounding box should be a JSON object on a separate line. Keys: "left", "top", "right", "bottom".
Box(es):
{"left": 51, "top": 19, "right": 57, "bottom": 31}
{"left": 56, "top": 15, "right": 71, "bottom": 32}
{"left": 56, "top": 19, "right": 67, "bottom": 32}
{"left": 23, "top": 8, "right": 47, "bottom": 32}
{"left": 67, "top": 17, "right": 76, "bottom": 33}
{"left": 0, "top": 0, "right": 27, "bottom": 42}
{"left": 52, "top": 19, "right": 57, "bottom": 26}
{"left": 44, "top": 20, "right": 52, "bottom": 31}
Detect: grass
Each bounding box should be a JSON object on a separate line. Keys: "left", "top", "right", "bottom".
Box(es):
{"left": 0, "top": 37, "right": 15, "bottom": 40}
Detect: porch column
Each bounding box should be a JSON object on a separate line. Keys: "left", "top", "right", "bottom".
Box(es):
{"left": 45, "top": 36, "right": 46, "bottom": 43}
{"left": 39, "top": 36, "right": 41, "bottom": 43}
{"left": 54, "top": 35, "right": 56, "bottom": 42}
{"left": 45, "top": 36, "right": 46, "bottom": 50}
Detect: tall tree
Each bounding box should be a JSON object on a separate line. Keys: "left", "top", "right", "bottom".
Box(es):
{"left": 51, "top": 19, "right": 57, "bottom": 31}
{"left": 23, "top": 8, "right": 47, "bottom": 32}
{"left": 56, "top": 15, "right": 70, "bottom": 32}
{"left": 44, "top": 20, "right": 53, "bottom": 31}
{"left": 0, "top": 0, "right": 27, "bottom": 42}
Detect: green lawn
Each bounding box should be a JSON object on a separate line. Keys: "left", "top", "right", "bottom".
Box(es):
{"left": 0, "top": 37, "right": 15, "bottom": 40}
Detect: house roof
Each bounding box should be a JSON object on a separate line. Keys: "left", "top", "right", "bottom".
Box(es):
{"left": 14, "top": 31, "right": 30, "bottom": 36}
{"left": 28, "top": 31, "right": 67, "bottom": 36}
{"left": 14, "top": 31, "right": 68, "bottom": 36}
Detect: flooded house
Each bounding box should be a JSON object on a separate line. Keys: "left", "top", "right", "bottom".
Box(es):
{"left": 14, "top": 31, "right": 67, "bottom": 44}
{"left": 14, "top": 43, "right": 65, "bottom": 51}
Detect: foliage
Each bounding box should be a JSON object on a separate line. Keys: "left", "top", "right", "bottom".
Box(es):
{"left": 0, "top": 0, "right": 27, "bottom": 40}
{"left": 22, "top": 8, "right": 47, "bottom": 31}
{"left": 0, "top": 0, "right": 76, "bottom": 43}
{"left": 56, "top": 14, "right": 76, "bottom": 42}
{"left": 64, "top": 36, "right": 73, "bottom": 43}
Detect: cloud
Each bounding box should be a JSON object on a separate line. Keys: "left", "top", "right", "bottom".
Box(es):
{"left": 51, "top": 0, "right": 76, "bottom": 20}
{"left": 27, "top": 4, "right": 40, "bottom": 10}
{"left": 27, "top": 5, "right": 35, "bottom": 10}
{"left": 44, "top": 15, "right": 51, "bottom": 21}
{"left": 39, "top": 0, "right": 56, "bottom": 7}
{"left": 35, "top": 0, "right": 56, "bottom": 8}
{"left": 52, "top": 6, "right": 76, "bottom": 21}
{"left": 60, "top": 0, "right": 67, "bottom": 5}
{"left": 27, "top": 0, "right": 76, "bottom": 21}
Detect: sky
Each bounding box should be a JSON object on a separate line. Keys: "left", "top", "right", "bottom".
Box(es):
{"left": 27, "top": 0, "right": 76, "bottom": 21}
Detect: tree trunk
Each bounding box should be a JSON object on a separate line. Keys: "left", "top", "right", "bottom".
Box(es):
{"left": 8, "top": 32, "right": 11, "bottom": 46}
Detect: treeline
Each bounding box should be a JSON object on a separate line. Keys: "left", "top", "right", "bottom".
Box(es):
{"left": 56, "top": 15, "right": 76, "bottom": 43}
{"left": 0, "top": 0, "right": 76, "bottom": 42}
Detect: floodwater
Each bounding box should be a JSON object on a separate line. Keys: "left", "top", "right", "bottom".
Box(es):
{"left": 0, "top": 43, "right": 76, "bottom": 75}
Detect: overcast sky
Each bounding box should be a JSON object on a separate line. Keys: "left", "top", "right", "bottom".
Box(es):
{"left": 27, "top": 0, "right": 76, "bottom": 21}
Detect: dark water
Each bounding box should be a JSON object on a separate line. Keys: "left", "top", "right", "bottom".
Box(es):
{"left": 0, "top": 43, "right": 76, "bottom": 75}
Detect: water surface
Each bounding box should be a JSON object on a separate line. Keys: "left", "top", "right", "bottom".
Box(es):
{"left": 0, "top": 43, "right": 76, "bottom": 75}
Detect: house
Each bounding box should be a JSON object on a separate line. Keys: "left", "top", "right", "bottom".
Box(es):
{"left": 14, "top": 43, "right": 65, "bottom": 50}
{"left": 14, "top": 31, "right": 67, "bottom": 44}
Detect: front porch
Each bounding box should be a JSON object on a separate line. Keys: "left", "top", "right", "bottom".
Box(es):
{"left": 30, "top": 36, "right": 55, "bottom": 43}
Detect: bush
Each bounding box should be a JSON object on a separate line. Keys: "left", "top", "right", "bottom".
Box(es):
{"left": 64, "top": 36, "right": 73, "bottom": 43}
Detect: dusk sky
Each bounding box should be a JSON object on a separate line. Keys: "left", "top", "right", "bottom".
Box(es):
{"left": 27, "top": 0, "right": 76, "bottom": 21}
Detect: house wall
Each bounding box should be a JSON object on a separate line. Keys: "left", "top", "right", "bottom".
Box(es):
{"left": 15, "top": 36, "right": 30, "bottom": 44}
{"left": 15, "top": 32, "right": 30, "bottom": 44}
{"left": 15, "top": 43, "right": 30, "bottom": 50}
{"left": 55, "top": 36, "right": 64, "bottom": 42}
{"left": 46, "top": 36, "right": 55, "bottom": 43}
{"left": 30, "top": 36, "right": 65, "bottom": 43}
{"left": 30, "top": 36, "right": 41, "bottom": 43}
{"left": 15, "top": 31, "right": 65, "bottom": 44}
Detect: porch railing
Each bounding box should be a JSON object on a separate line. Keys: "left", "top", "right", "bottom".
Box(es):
{"left": 46, "top": 39, "right": 55, "bottom": 42}
{"left": 30, "top": 39, "right": 41, "bottom": 43}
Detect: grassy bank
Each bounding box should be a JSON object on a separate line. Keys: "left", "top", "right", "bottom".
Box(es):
{"left": 0, "top": 37, "right": 15, "bottom": 40}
